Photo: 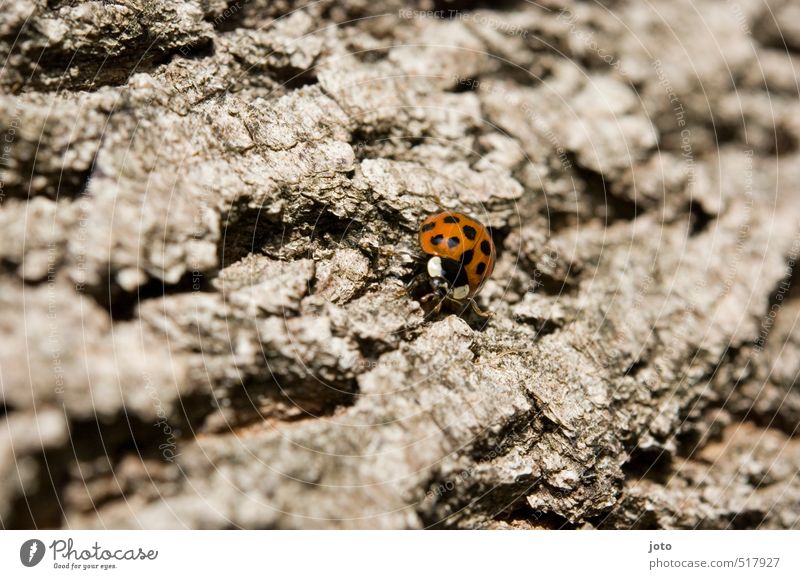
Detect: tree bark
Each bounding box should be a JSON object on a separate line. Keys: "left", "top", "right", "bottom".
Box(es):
{"left": 1, "top": 0, "right": 799, "bottom": 529}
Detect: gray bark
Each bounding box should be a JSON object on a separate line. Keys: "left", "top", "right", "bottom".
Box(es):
{"left": 1, "top": 0, "right": 799, "bottom": 529}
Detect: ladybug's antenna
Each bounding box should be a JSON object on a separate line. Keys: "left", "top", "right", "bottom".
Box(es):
{"left": 418, "top": 172, "right": 454, "bottom": 212}
{"left": 430, "top": 194, "right": 446, "bottom": 210}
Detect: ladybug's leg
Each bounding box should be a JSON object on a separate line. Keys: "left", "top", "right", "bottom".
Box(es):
{"left": 469, "top": 299, "right": 494, "bottom": 318}
{"left": 419, "top": 292, "right": 435, "bottom": 304}
{"left": 420, "top": 292, "right": 442, "bottom": 308}
{"left": 395, "top": 273, "right": 426, "bottom": 298}
{"left": 417, "top": 292, "right": 447, "bottom": 318}
{"left": 428, "top": 296, "right": 444, "bottom": 317}
{"left": 405, "top": 272, "right": 427, "bottom": 292}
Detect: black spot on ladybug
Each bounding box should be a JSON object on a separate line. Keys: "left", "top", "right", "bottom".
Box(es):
{"left": 463, "top": 225, "right": 477, "bottom": 240}
{"left": 447, "top": 236, "right": 460, "bottom": 249}
{"left": 480, "top": 240, "right": 491, "bottom": 256}
{"left": 443, "top": 215, "right": 460, "bottom": 224}
{"left": 430, "top": 234, "right": 444, "bottom": 245}
{"left": 476, "top": 262, "right": 487, "bottom": 275}
{"left": 421, "top": 222, "right": 436, "bottom": 232}
{"left": 460, "top": 249, "right": 474, "bottom": 266}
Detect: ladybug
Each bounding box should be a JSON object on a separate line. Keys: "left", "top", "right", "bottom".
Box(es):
{"left": 414, "top": 211, "right": 496, "bottom": 317}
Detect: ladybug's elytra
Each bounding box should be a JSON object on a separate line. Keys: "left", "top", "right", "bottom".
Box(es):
{"left": 415, "top": 211, "right": 496, "bottom": 317}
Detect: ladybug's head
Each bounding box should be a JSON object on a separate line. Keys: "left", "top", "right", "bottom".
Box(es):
{"left": 426, "top": 255, "right": 470, "bottom": 301}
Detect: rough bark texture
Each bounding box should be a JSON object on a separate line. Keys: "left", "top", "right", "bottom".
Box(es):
{"left": 1, "top": 0, "right": 799, "bottom": 529}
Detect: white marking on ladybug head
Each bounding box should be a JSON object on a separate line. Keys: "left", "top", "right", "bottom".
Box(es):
{"left": 452, "top": 285, "right": 469, "bottom": 300}
{"left": 427, "top": 256, "right": 443, "bottom": 279}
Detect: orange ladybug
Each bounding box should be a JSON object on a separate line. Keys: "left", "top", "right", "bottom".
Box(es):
{"left": 415, "top": 211, "right": 496, "bottom": 317}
